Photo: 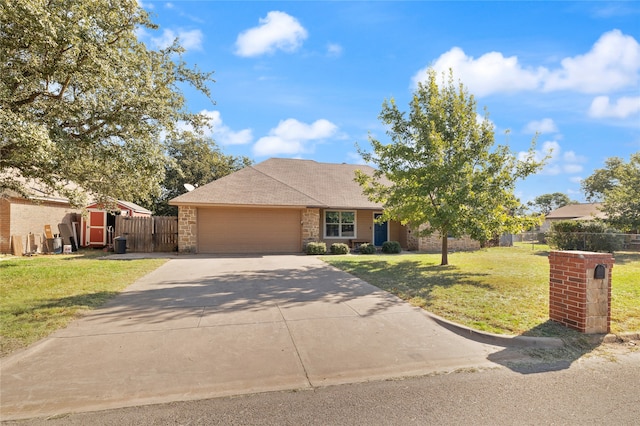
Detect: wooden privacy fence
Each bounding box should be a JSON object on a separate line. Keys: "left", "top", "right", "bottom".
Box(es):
{"left": 115, "top": 216, "right": 178, "bottom": 252}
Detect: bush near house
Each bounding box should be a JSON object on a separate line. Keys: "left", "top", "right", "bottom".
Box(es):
{"left": 330, "top": 243, "right": 350, "bottom": 255}
{"left": 305, "top": 242, "right": 327, "bottom": 255}
{"left": 382, "top": 241, "right": 402, "bottom": 253}
{"left": 359, "top": 243, "right": 377, "bottom": 254}
{"left": 547, "top": 221, "right": 624, "bottom": 253}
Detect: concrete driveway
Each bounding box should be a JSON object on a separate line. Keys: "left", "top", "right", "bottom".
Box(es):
{"left": 2, "top": 255, "right": 512, "bottom": 421}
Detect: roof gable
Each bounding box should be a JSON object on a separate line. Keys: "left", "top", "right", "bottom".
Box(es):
{"left": 170, "top": 158, "right": 383, "bottom": 209}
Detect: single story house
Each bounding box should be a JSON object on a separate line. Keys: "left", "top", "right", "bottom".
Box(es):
{"left": 81, "top": 200, "right": 152, "bottom": 248}
{"left": 0, "top": 177, "right": 82, "bottom": 254}
{"left": 542, "top": 203, "right": 606, "bottom": 231}
{"left": 169, "top": 158, "right": 479, "bottom": 254}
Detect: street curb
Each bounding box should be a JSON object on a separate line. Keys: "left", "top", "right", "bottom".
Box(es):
{"left": 423, "top": 311, "right": 566, "bottom": 349}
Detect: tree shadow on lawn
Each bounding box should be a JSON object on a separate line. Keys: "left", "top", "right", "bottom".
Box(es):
{"left": 327, "top": 258, "right": 493, "bottom": 304}
{"left": 487, "top": 320, "right": 611, "bottom": 375}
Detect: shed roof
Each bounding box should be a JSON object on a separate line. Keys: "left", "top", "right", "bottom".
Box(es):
{"left": 169, "top": 158, "right": 383, "bottom": 209}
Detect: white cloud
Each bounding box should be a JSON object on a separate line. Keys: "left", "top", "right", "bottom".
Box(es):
{"left": 563, "top": 151, "right": 587, "bottom": 164}
{"left": 543, "top": 29, "right": 640, "bottom": 93}
{"left": 588, "top": 95, "right": 640, "bottom": 118}
{"left": 414, "top": 47, "right": 545, "bottom": 96}
{"left": 520, "top": 140, "right": 559, "bottom": 163}
{"left": 235, "top": 11, "right": 308, "bottom": 57}
{"left": 253, "top": 118, "right": 338, "bottom": 156}
{"left": 347, "top": 152, "right": 367, "bottom": 165}
{"left": 200, "top": 110, "right": 253, "bottom": 145}
{"left": 413, "top": 30, "right": 640, "bottom": 97}
{"left": 151, "top": 28, "right": 203, "bottom": 51}
{"left": 520, "top": 141, "right": 586, "bottom": 176}
{"left": 327, "top": 43, "right": 343, "bottom": 57}
{"left": 178, "top": 110, "right": 253, "bottom": 146}
{"left": 523, "top": 118, "right": 558, "bottom": 135}
{"left": 563, "top": 164, "right": 584, "bottom": 174}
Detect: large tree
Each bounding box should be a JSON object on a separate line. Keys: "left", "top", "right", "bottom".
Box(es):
{"left": 357, "top": 69, "right": 545, "bottom": 265}
{"left": 147, "top": 132, "right": 252, "bottom": 216}
{"left": 582, "top": 153, "right": 640, "bottom": 232}
{"left": 0, "top": 0, "right": 214, "bottom": 206}
{"left": 528, "top": 192, "right": 574, "bottom": 215}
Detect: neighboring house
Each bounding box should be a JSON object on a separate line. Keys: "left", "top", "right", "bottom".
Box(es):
{"left": 542, "top": 203, "right": 606, "bottom": 231}
{"left": 81, "top": 200, "right": 152, "bottom": 248}
{"left": 169, "top": 158, "right": 479, "bottom": 254}
{"left": 0, "top": 179, "right": 82, "bottom": 254}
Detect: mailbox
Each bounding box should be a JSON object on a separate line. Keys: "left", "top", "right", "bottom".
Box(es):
{"left": 594, "top": 264, "right": 606, "bottom": 279}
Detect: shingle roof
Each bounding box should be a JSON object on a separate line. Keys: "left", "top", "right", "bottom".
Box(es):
{"left": 116, "top": 200, "right": 153, "bottom": 215}
{"left": 169, "top": 158, "right": 383, "bottom": 209}
{"left": 546, "top": 203, "right": 606, "bottom": 220}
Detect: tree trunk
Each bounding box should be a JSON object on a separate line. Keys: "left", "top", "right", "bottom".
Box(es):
{"left": 441, "top": 232, "right": 448, "bottom": 265}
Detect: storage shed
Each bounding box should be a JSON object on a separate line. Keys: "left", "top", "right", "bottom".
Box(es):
{"left": 81, "top": 200, "right": 152, "bottom": 248}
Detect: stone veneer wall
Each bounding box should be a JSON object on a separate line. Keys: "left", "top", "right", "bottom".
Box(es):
{"left": 177, "top": 206, "right": 197, "bottom": 253}
{"left": 406, "top": 227, "right": 480, "bottom": 252}
{"left": 301, "top": 208, "right": 320, "bottom": 248}
{"left": 549, "top": 250, "right": 614, "bottom": 334}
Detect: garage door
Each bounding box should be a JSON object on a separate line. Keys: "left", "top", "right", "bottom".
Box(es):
{"left": 198, "top": 207, "right": 302, "bottom": 254}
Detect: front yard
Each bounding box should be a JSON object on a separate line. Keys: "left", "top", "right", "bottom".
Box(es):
{"left": 0, "top": 251, "right": 167, "bottom": 357}
{"left": 2, "top": 245, "right": 638, "bottom": 358}
{"left": 323, "top": 244, "right": 640, "bottom": 337}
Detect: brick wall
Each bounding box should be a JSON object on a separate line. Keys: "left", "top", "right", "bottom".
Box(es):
{"left": 177, "top": 205, "right": 197, "bottom": 253}
{"left": 0, "top": 199, "right": 10, "bottom": 254}
{"left": 1, "top": 197, "right": 81, "bottom": 254}
{"left": 548, "top": 250, "right": 614, "bottom": 334}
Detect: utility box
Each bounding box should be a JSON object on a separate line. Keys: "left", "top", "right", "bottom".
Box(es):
{"left": 114, "top": 236, "right": 127, "bottom": 255}
{"left": 549, "top": 251, "right": 614, "bottom": 334}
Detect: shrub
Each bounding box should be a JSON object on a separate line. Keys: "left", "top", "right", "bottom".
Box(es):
{"left": 547, "top": 221, "right": 624, "bottom": 253}
{"left": 381, "top": 241, "right": 402, "bottom": 254}
{"left": 330, "top": 243, "right": 350, "bottom": 255}
{"left": 359, "top": 243, "right": 377, "bottom": 254}
{"left": 305, "top": 242, "right": 326, "bottom": 255}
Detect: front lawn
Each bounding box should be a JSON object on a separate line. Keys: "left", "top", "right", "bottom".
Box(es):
{"left": 0, "top": 250, "right": 167, "bottom": 357}
{"left": 323, "top": 244, "right": 640, "bottom": 337}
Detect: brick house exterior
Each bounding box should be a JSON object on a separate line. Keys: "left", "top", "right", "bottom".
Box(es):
{"left": 1, "top": 194, "right": 81, "bottom": 254}
{"left": 170, "top": 158, "right": 480, "bottom": 254}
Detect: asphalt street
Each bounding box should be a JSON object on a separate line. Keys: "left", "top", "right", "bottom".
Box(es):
{"left": 6, "top": 349, "right": 639, "bottom": 426}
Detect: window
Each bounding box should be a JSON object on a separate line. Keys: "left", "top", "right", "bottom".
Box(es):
{"left": 325, "top": 211, "right": 356, "bottom": 238}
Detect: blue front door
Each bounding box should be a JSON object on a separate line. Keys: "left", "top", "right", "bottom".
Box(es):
{"left": 374, "top": 213, "right": 388, "bottom": 246}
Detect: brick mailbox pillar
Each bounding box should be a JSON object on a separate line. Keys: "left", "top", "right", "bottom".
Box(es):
{"left": 549, "top": 251, "right": 614, "bottom": 334}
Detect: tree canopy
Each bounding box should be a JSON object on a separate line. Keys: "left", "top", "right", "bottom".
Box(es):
{"left": 582, "top": 152, "right": 640, "bottom": 232}
{"left": 528, "top": 192, "right": 574, "bottom": 215}
{"left": 146, "top": 133, "right": 252, "bottom": 216}
{"left": 0, "top": 0, "right": 214, "bottom": 206}
{"left": 356, "top": 69, "right": 545, "bottom": 265}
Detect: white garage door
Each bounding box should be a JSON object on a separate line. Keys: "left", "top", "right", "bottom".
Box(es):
{"left": 198, "top": 207, "right": 302, "bottom": 254}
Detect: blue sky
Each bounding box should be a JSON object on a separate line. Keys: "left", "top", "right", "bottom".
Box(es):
{"left": 138, "top": 1, "right": 640, "bottom": 204}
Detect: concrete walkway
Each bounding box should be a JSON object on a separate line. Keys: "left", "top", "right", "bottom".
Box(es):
{"left": 2, "top": 255, "right": 522, "bottom": 421}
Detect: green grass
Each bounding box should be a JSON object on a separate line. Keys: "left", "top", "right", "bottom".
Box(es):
{"left": 323, "top": 244, "right": 640, "bottom": 337}
{"left": 0, "top": 250, "right": 167, "bottom": 357}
